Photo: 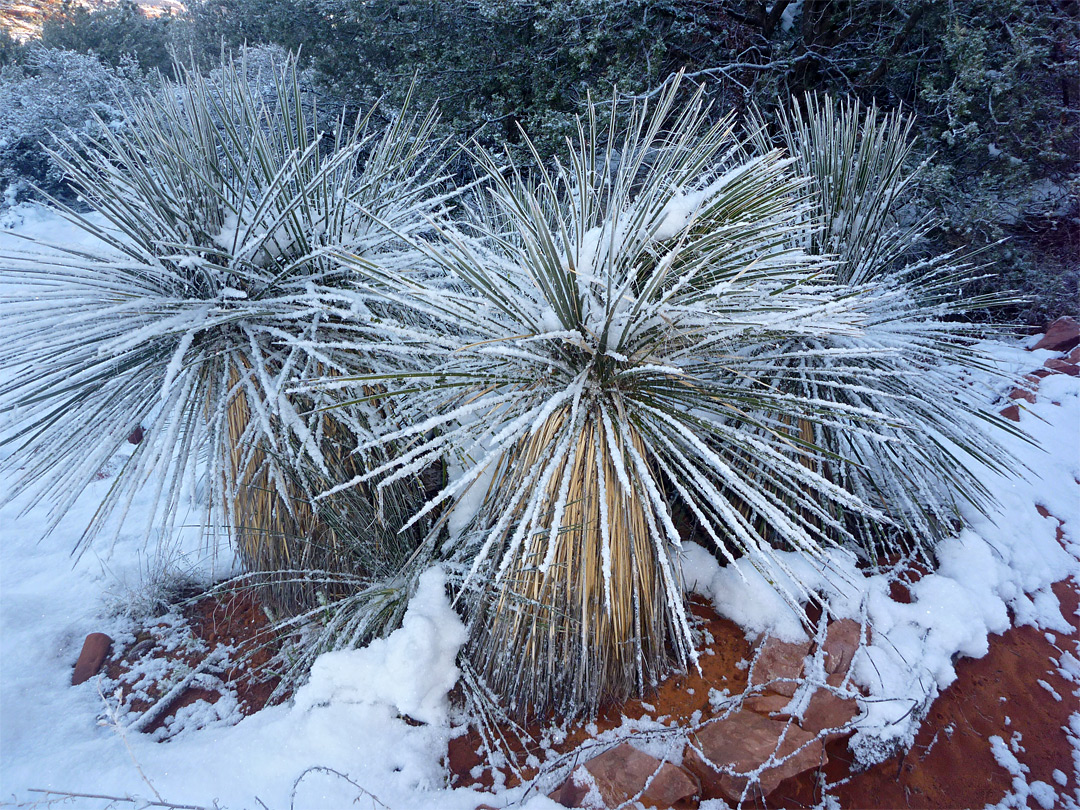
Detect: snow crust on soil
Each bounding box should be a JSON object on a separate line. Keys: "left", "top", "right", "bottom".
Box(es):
{"left": 1, "top": 205, "right": 1077, "bottom": 809}
{"left": 682, "top": 339, "right": 1080, "bottom": 787}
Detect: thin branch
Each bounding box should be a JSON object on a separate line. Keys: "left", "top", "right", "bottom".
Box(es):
{"left": 290, "top": 767, "right": 390, "bottom": 810}
{"left": 26, "top": 788, "right": 216, "bottom": 810}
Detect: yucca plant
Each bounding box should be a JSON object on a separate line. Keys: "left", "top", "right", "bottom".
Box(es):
{"left": 746, "top": 95, "right": 1023, "bottom": 560}
{"left": 329, "top": 81, "right": 899, "bottom": 717}
{"left": 0, "top": 51, "right": 445, "bottom": 611}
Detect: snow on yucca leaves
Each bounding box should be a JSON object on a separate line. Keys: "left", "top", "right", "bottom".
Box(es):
{"left": 329, "top": 82, "right": 905, "bottom": 716}
{"left": 0, "top": 48, "right": 1028, "bottom": 721}
{"left": 0, "top": 52, "right": 445, "bottom": 610}
{"left": 746, "top": 95, "right": 1024, "bottom": 559}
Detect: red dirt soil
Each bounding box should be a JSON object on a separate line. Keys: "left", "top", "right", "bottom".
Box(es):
{"left": 449, "top": 573, "right": 1079, "bottom": 809}
{"left": 104, "top": 590, "right": 282, "bottom": 734}
{"left": 773, "top": 576, "right": 1079, "bottom": 810}
{"left": 106, "top": 560, "right": 1079, "bottom": 808}
{"left": 447, "top": 598, "right": 755, "bottom": 791}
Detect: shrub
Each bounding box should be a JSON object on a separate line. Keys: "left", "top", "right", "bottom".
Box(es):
{"left": 747, "top": 94, "right": 1023, "bottom": 560}
{"left": 0, "top": 51, "right": 447, "bottom": 613}
{"left": 40, "top": 0, "right": 174, "bottom": 76}
{"left": 1, "top": 50, "right": 1028, "bottom": 719}
{"left": 0, "top": 47, "right": 148, "bottom": 207}
{"left": 329, "top": 82, "right": 934, "bottom": 716}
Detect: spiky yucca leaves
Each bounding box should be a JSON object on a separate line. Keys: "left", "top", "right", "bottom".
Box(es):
{"left": 747, "top": 95, "right": 1022, "bottom": 558}
{"left": 0, "top": 53, "right": 441, "bottom": 603}
{"left": 334, "top": 83, "right": 890, "bottom": 717}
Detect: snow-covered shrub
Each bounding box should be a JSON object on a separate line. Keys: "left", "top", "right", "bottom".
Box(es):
{"left": 747, "top": 95, "right": 1022, "bottom": 560}
{"left": 329, "top": 82, "right": 914, "bottom": 717}
{"left": 0, "top": 51, "right": 448, "bottom": 614}
{"left": 0, "top": 47, "right": 148, "bottom": 208}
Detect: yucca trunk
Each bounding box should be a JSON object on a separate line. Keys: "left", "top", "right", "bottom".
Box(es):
{"left": 225, "top": 375, "right": 320, "bottom": 612}
{"left": 467, "top": 409, "right": 679, "bottom": 718}
{"left": 225, "top": 363, "right": 377, "bottom": 613}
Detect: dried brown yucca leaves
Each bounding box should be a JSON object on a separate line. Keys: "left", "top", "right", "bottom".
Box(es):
{"left": 227, "top": 392, "right": 356, "bottom": 614}
{"left": 467, "top": 409, "right": 679, "bottom": 716}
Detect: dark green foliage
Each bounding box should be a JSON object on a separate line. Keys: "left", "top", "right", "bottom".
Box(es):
{"left": 0, "top": 28, "right": 25, "bottom": 67}
{"left": 0, "top": 48, "right": 148, "bottom": 205}
{"left": 716, "top": 0, "right": 1079, "bottom": 322}
{"left": 40, "top": 0, "right": 174, "bottom": 76}
{"left": 183, "top": 0, "right": 738, "bottom": 159}
{"left": 5, "top": 0, "right": 1075, "bottom": 320}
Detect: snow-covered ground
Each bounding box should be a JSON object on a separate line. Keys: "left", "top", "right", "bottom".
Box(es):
{"left": 1, "top": 204, "right": 1077, "bottom": 809}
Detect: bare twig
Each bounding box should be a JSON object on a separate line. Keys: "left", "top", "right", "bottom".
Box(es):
{"left": 96, "top": 682, "right": 164, "bottom": 802}
{"left": 124, "top": 648, "right": 229, "bottom": 734}
{"left": 26, "top": 788, "right": 217, "bottom": 810}
{"left": 290, "top": 767, "right": 389, "bottom": 810}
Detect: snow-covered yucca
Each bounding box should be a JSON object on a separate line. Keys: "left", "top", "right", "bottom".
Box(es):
{"left": 747, "top": 95, "right": 1022, "bottom": 559}
{"left": 0, "top": 53, "right": 445, "bottom": 610}
{"left": 333, "top": 82, "right": 894, "bottom": 716}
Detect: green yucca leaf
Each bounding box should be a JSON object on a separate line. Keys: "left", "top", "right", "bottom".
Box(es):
{"left": 322, "top": 79, "right": 906, "bottom": 717}
{"left": 746, "top": 93, "right": 1027, "bottom": 558}
{"left": 0, "top": 51, "right": 447, "bottom": 594}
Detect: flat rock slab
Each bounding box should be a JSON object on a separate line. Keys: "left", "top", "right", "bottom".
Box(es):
{"left": 749, "top": 637, "right": 810, "bottom": 697}
{"left": 684, "top": 712, "right": 826, "bottom": 801}
{"left": 550, "top": 742, "right": 700, "bottom": 809}
{"left": 1032, "top": 316, "right": 1079, "bottom": 352}
{"left": 72, "top": 632, "right": 112, "bottom": 685}
{"left": 822, "top": 619, "right": 865, "bottom": 675}
{"left": 800, "top": 677, "right": 860, "bottom": 739}
{"left": 742, "top": 678, "right": 860, "bottom": 740}
{"left": 1045, "top": 357, "right": 1079, "bottom": 376}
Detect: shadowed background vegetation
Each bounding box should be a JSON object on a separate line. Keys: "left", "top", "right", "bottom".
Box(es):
{"left": 3, "top": 0, "right": 1076, "bottom": 322}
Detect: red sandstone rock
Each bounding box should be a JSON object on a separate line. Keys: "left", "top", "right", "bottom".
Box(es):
{"left": 800, "top": 674, "right": 860, "bottom": 739}
{"left": 684, "top": 713, "right": 826, "bottom": 801}
{"left": 72, "top": 632, "right": 112, "bottom": 685}
{"left": 742, "top": 693, "right": 793, "bottom": 717}
{"left": 548, "top": 778, "right": 592, "bottom": 808}
{"left": 822, "top": 619, "right": 864, "bottom": 675}
{"left": 1045, "top": 358, "right": 1079, "bottom": 376}
{"left": 1069, "top": 345, "right": 1080, "bottom": 363}
{"left": 749, "top": 637, "right": 810, "bottom": 697}
{"left": 550, "top": 742, "right": 700, "bottom": 809}
{"left": 1008, "top": 386, "right": 1036, "bottom": 403}
{"left": 1000, "top": 404, "right": 1021, "bottom": 421}
{"left": 745, "top": 678, "right": 860, "bottom": 740}
{"left": 1032, "top": 316, "right": 1079, "bottom": 352}
{"left": 127, "top": 426, "right": 144, "bottom": 444}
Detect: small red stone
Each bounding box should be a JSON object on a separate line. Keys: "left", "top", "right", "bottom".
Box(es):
{"left": 1000, "top": 404, "right": 1021, "bottom": 422}
{"left": 72, "top": 633, "right": 112, "bottom": 685}
{"left": 1032, "top": 316, "right": 1079, "bottom": 352}
{"left": 1045, "top": 358, "right": 1079, "bottom": 376}
{"left": 800, "top": 674, "right": 860, "bottom": 739}
{"left": 684, "top": 713, "right": 825, "bottom": 801}
{"left": 750, "top": 637, "right": 811, "bottom": 697}
{"left": 822, "top": 619, "right": 864, "bottom": 675}
{"left": 127, "top": 426, "right": 144, "bottom": 444}
{"left": 550, "top": 743, "right": 700, "bottom": 809}
{"left": 742, "top": 693, "right": 793, "bottom": 717}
